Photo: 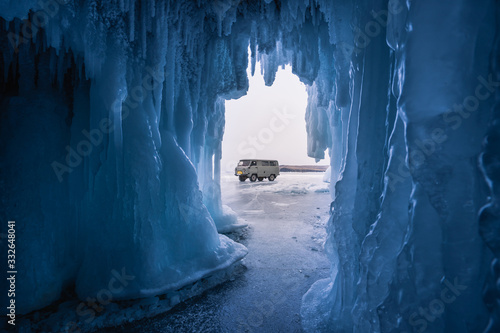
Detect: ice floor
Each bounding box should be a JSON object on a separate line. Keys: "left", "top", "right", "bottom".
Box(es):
{"left": 110, "top": 172, "right": 332, "bottom": 332}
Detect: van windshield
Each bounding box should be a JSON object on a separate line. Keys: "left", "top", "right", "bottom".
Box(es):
{"left": 238, "top": 160, "right": 251, "bottom": 166}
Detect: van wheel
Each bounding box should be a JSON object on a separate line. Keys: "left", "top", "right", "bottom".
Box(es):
{"left": 269, "top": 174, "right": 276, "bottom": 181}
{"left": 258, "top": 177, "right": 264, "bottom": 181}
{"left": 239, "top": 176, "right": 247, "bottom": 182}
{"left": 250, "top": 174, "right": 257, "bottom": 182}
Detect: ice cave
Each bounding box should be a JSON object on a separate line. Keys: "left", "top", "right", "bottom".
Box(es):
{"left": 1, "top": 0, "right": 499, "bottom": 332}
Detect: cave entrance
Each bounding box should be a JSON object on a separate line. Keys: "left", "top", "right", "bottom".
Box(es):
{"left": 192, "top": 60, "right": 334, "bottom": 332}
{"left": 218, "top": 57, "right": 331, "bottom": 208}
{"left": 221, "top": 61, "right": 314, "bottom": 173}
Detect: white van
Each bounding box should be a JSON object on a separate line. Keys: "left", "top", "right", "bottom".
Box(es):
{"left": 235, "top": 160, "right": 280, "bottom": 182}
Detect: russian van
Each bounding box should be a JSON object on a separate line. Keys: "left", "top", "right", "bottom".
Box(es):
{"left": 235, "top": 159, "right": 280, "bottom": 182}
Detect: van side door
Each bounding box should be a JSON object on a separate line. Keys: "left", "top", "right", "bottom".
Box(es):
{"left": 249, "top": 160, "right": 257, "bottom": 175}
{"left": 261, "top": 161, "right": 270, "bottom": 176}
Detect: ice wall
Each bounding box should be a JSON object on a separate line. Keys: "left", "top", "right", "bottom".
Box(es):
{"left": 0, "top": 0, "right": 499, "bottom": 332}
{"left": 241, "top": 1, "right": 499, "bottom": 331}
{"left": 0, "top": 0, "right": 250, "bottom": 316}
{"left": 302, "top": 1, "right": 499, "bottom": 332}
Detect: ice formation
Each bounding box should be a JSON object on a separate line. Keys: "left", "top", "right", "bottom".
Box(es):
{"left": 0, "top": 0, "right": 251, "bottom": 318}
{"left": 0, "top": 0, "right": 499, "bottom": 332}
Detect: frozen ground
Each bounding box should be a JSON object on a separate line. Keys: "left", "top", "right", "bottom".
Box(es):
{"left": 110, "top": 172, "right": 332, "bottom": 332}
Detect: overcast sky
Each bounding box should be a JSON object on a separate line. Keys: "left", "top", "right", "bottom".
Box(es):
{"left": 221, "top": 62, "right": 329, "bottom": 173}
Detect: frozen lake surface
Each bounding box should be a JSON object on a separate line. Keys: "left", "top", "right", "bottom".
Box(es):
{"left": 112, "top": 172, "right": 332, "bottom": 333}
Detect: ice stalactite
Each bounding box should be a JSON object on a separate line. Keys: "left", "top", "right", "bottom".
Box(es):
{"left": 479, "top": 5, "right": 500, "bottom": 331}
{"left": 1, "top": 1, "right": 499, "bottom": 332}
{"left": 0, "top": 0, "right": 249, "bottom": 317}
{"left": 302, "top": 0, "right": 499, "bottom": 332}
{"left": 382, "top": 2, "right": 495, "bottom": 331}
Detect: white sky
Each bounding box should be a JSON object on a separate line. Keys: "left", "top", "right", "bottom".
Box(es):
{"left": 221, "top": 61, "right": 329, "bottom": 173}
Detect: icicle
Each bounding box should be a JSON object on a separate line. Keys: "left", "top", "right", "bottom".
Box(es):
{"left": 141, "top": 0, "right": 146, "bottom": 58}
{"left": 57, "top": 45, "right": 65, "bottom": 90}
{"left": 129, "top": 0, "right": 135, "bottom": 42}
{"left": 150, "top": 0, "right": 155, "bottom": 18}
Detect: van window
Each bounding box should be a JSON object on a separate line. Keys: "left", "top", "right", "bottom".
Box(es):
{"left": 270, "top": 161, "right": 277, "bottom": 166}
{"left": 238, "top": 160, "right": 251, "bottom": 166}
{"left": 251, "top": 161, "right": 257, "bottom": 166}
{"left": 262, "top": 161, "right": 269, "bottom": 166}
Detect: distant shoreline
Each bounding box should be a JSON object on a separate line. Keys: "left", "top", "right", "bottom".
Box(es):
{"left": 279, "top": 165, "right": 329, "bottom": 172}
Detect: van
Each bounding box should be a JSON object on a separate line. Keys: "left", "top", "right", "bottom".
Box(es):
{"left": 235, "top": 160, "right": 280, "bottom": 182}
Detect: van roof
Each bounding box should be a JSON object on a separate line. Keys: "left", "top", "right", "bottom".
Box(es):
{"left": 239, "top": 159, "right": 279, "bottom": 162}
